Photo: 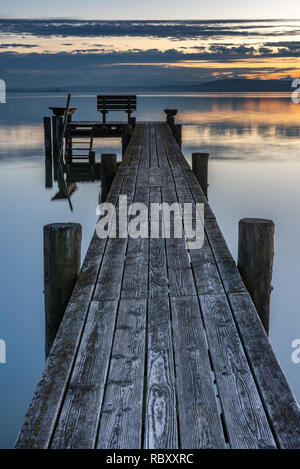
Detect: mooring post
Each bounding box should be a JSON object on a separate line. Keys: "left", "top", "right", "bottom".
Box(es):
{"left": 173, "top": 124, "right": 182, "bottom": 148}
{"left": 101, "top": 154, "right": 117, "bottom": 203}
{"left": 44, "top": 223, "right": 82, "bottom": 358}
{"left": 192, "top": 152, "right": 209, "bottom": 198}
{"left": 52, "top": 116, "right": 63, "bottom": 180}
{"left": 166, "top": 115, "right": 175, "bottom": 127}
{"left": 238, "top": 218, "right": 274, "bottom": 335}
{"left": 43, "top": 117, "right": 52, "bottom": 158}
{"left": 129, "top": 116, "right": 136, "bottom": 127}
{"left": 122, "top": 124, "right": 132, "bottom": 158}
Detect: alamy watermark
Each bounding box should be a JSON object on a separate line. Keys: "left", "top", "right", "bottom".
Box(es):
{"left": 291, "top": 79, "right": 300, "bottom": 104}
{"left": 0, "top": 79, "right": 6, "bottom": 104}
{"left": 0, "top": 339, "right": 6, "bottom": 364}
{"left": 291, "top": 339, "right": 300, "bottom": 364}
{"left": 96, "top": 196, "right": 204, "bottom": 250}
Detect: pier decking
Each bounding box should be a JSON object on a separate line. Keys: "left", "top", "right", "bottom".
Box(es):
{"left": 16, "top": 122, "right": 300, "bottom": 449}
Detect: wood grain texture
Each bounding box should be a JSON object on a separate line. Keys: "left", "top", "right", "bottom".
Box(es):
{"left": 51, "top": 300, "right": 118, "bottom": 448}
{"left": 205, "top": 218, "right": 247, "bottom": 294}
{"left": 199, "top": 293, "right": 276, "bottom": 449}
{"left": 15, "top": 301, "right": 90, "bottom": 448}
{"left": 228, "top": 292, "right": 300, "bottom": 449}
{"left": 145, "top": 296, "right": 178, "bottom": 449}
{"left": 171, "top": 296, "right": 226, "bottom": 448}
{"left": 97, "top": 299, "right": 147, "bottom": 449}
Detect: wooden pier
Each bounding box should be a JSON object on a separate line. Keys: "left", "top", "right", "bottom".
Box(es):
{"left": 17, "top": 121, "right": 300, "bottom": 449}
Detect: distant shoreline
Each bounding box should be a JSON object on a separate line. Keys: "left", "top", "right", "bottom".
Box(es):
{"left": 5, "top": 79, "right": 295, "bottom": 94}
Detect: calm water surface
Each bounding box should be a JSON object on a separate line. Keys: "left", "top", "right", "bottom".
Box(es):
{"left": 0, "top": 92, "right": 299, "bottom": 448}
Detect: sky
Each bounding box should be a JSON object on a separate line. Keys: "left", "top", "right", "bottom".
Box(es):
{"left": 1, "top": 0, "right": 300, "bottom": 20}
{"left": 0, "top": 12, "right": 300, "bottom": 90}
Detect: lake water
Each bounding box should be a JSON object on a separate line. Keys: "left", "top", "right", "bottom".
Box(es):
{"left": 0, "top": 92, "right": 299, "bottom": 448}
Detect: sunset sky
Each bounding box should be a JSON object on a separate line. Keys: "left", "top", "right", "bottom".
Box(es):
{"left": 0, "top": 2, "right": 300, "bottom": 90}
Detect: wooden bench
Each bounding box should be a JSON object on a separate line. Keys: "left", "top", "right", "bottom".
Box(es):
{"left": 97, "top": 95, "right": 136, "bottom": 124}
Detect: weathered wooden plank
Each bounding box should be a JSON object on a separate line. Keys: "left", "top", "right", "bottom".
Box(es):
{"left": 51, "top": 300, "right": 118, "bottom": 448}
{"left": 145, "top": 296, "right": 178, "bottom": 449}
{"left": 97, "top": 299, "right": 147, "bottom": 449}
{"left": 149, "top": 123, "right": 158, "bottom": 168}
{"left": 168, "top": 267, "right": 196, "bottom": 297}
{"left": 205, "top": 218, "right": 247, "bottom": 294}
{"left": 199, "top": 293, "right": 277, "bottom": 449}
{"left": 228, "top": 292, "right": 300, "bottom": 449}
{"left": 189, "top": 237, "right": 224, "bottom": 295}
{"left": 171, "top": 296, "right": 226, "bottom": 448}
{"left": 15, "top": 301, "right": 90, "bottom": 448}
{"left": 161, "top": 124, "right": 215, "bottom": 220}
{"left": 149, "top": 187, "right": 169, "bottom": 298}
{"left": 121, "top": 185, "right": 149, "bottom": 300}
{"left": 94, "top": 128, "right": 144, "bottom": 301}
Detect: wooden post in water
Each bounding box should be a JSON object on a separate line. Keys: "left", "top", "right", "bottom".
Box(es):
{"left": 173, "top": 124, "right": 182, "bottom": 148}
{"left": 192, "top": 152, "right": 209, "bottom": 198}
{"left": 238, "top": 218, "right": 274, "bottom": 335}
{"left": 44, "top": 117, "right": 53, "bottom": 188}
{"left": 52, "top": 116, "right": 63, "bottom": 181}
{"left": 101, "top": 154, "right": 117, "bottom": 203}
{"left": 43, "top": 117, "right": 52, "bottom": 158}
{"left": 122, "top": 124, "right": 132, "bottom": 158}
{"left": 44, "top": 223, "right": 82, "bottom": 357}
{"left": 129, "top": 116, "right": 136, "bottom": 127}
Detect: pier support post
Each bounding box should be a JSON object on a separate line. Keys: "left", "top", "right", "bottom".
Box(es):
{"left": 101, "top": 154, "right": 117, "bottom": 203}
{"left": 172, "top": 124, "right": 182, "bottom": 148}
{"left": 122, "top": 124, "right": 132, "bottom": 158}
{"left": 129, "top": 117, "right": 136, "bottom": 127}
{"left": 166, "top": 116, "right": 175, "bottom": 127}
{"left": 44, "top": 223, "right": 82, "bottom": 357}
{"left": 52, "top": 116, "right": 63, "bottom": 180}
{"left": 43, "top": 117, "right": 52, "bottom": 158}
{"left": 238, "top": 218, "right": 274, "bottom": 335}
{"left": 192, "top": 152, "right": 209, "bottom": 198}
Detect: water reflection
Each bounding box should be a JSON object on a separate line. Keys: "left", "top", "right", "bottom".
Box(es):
{"left": 0, "top": 92, "right": 300, "bottom": 448}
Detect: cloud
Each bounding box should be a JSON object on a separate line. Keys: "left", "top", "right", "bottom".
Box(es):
{"left": 0, "top": 43, "right": 38, "bottom": 49}
{"left": 0, "top": 19, "right": 299, "bottom": 40}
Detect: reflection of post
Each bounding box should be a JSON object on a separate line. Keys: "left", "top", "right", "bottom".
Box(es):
{"left": 44, "top": 223, "right": 82, "bottom": 358}
{"left": 45, "top": 157, "right": 53, "bottom": 188}
{"left": 43, "top": 117, "right": 52, "bottom": 158}
{"left": 101, "top": 154, "right": 117, "bottom": 202}
{"left": 238, "top": 218, "right": 274, "bottom": 335}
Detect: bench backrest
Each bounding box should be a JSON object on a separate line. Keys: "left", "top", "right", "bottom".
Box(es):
{"left": 97, "top": 95, "right": 136, "bottom": 123}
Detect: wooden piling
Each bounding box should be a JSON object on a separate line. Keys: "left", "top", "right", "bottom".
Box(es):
{"left": 52, "top": 116, "right": 63, "bottom": 180}
{"left": 192, "top": 152, "right": 209, "bottom": 198}
{"left": 173, "top": 124, "right": 182, "bottom": 148}
{"left": 122, "top": 124, "right": 132, "bottom": 157}
{"left": 101, "top": 154, "right": 117, "bottom": 203}
{"left": 44, "top": 223, "right": 82, "bottom": 357}
{"left": 43, "top": 117, "right": 52, "bottom": 158}
{"left": 238, "top": 218, "right": 274, "bottom": 335}
{"left": 166, "top": 115, "right": 175, "bottom": 127}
